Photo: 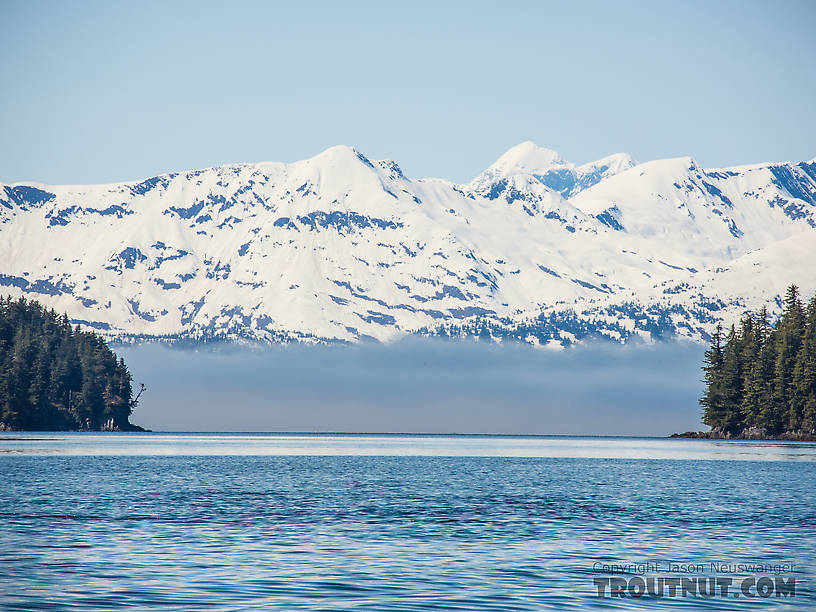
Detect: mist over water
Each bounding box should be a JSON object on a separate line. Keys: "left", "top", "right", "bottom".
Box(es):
{"left": 117, "top": 339, "right": 705, "bottom": 435}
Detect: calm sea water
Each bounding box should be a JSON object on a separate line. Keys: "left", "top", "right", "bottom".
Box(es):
{"left": 1, "top": 434, "right": 814, "bottom": 610}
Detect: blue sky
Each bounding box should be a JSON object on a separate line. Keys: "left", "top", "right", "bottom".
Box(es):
{"left": 2, "top": 0, "right": 815, "bottom": 185}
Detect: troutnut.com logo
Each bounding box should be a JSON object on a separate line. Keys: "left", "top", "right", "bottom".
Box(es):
{"left": 591, "top": 561, "right": 796, "bottom": 599}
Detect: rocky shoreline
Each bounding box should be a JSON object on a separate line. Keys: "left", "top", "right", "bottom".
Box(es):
{"left": 671, "top": 427, "right": 816, "bottom": 441}
{"left": 0, "top": 422, "right": 149, "bottom": 433}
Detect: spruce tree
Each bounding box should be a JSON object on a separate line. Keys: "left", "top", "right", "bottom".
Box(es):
{"left": 774, "top": 285, "right": 805, "bottom": 430}
{"left": 700, "top": 285, "right": 816, "bottom": 437}
{"left": 740, "top": 310, "right": 766, "bottom": 429}
{"left": 700, "top": 323, "right": 726, "bottom": 429}
{"left": 794, "top": 294, "right": 816, "bottom": 433}
{"left": 757, "top": 319, "right": 781, "bottom": 432}
{"left": 0, "top": 295, "right": 141, "bottom": 430}
{"left": 718, "top": 324, "right": 744, "bottom": 433}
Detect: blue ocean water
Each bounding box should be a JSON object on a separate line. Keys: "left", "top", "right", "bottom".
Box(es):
{"left": 1, "top": 434, "right": 814, "bottom": 610}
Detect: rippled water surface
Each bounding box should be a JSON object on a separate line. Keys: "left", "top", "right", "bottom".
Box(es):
{"left": 1, "top": 434, "right": 814, "bottom": 610}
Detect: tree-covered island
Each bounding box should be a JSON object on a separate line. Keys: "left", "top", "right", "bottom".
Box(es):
{"left": 675, "top": 285, "right": 816, "bottom": 440}
{"left": 0, "top": 296, "right": 145, "bottom": 431}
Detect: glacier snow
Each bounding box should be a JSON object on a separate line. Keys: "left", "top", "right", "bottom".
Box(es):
{"left": 1, "top": 142, "right": 815, "bottom": 346}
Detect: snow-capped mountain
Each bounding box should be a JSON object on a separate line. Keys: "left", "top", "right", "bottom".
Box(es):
{"left": 470, "top": 141, "right": 637, "bottom": 198}
{"left": 1, "top": 143, "right": 815, "bottom": 346}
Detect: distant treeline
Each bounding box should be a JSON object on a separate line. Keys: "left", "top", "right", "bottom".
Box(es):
{"left": 0, "top": 296, "right": 143, "bottom": 431}
{"left": 701, "top": 285, "right": 816, "bottom": 436}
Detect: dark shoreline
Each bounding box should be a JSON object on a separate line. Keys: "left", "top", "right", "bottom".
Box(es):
{"left": 0, "top": 424, "right": 150, "bottom": 433}
{"left": 671, "top": 429, "right": 816, "bottom": 442}
{"left": 0, "top": 428, "right": 811, "bottom": 440}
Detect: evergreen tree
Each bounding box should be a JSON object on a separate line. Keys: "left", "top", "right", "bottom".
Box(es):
{"left": 700, "top": 285, "right": 816, "bottom": 437}
{"left": 700, "top": 323, "right": 726, "bottom": 429}
{"left": 759, "top": 318, "right": 781, "bottom": 431}
{"left": 794, "top": 295, "right": 816, "bottom": 433}
{"left": 745, "top": 307, "right": 780, "bottom": 431}
{"left": 774, "top": 285, "right": 805, "bottom": 430}
{"left": 718, "top": 324, "right": 744, "bottom": 433}
{"left": 740, "top": 310, "right": 765, "bottom": 429}
{"left": 0, "top": 296, "right": 142, "bottom": 431}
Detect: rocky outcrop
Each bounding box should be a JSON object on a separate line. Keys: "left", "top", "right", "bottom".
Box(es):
{"left": 671, "top": 427, "right": 816, "bottom": 441}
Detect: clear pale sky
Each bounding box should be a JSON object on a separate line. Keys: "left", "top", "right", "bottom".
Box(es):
{"left": 1, "top": 0, "right": 814, "bottom": 185}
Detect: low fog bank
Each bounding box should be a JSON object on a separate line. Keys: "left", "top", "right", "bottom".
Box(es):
{"left": 117, "top": 338, "right": 706, "bottom": 436}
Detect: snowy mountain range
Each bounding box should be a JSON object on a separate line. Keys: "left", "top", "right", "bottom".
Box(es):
{"left": 2, "top": 142, "right": 815, "bottom": 346}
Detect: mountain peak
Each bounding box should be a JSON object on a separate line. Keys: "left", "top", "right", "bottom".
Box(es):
{"left": 577, "top": 153, "right": 637, "bottom": 175}
{"left": 2, "top": 143, "right": 815, "bottom": 346}
{"left": 306, "top": 145, "right": 375, "bottom": 169}
{"left": 481, "top": 142, "right": 570, "bottom": 179}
